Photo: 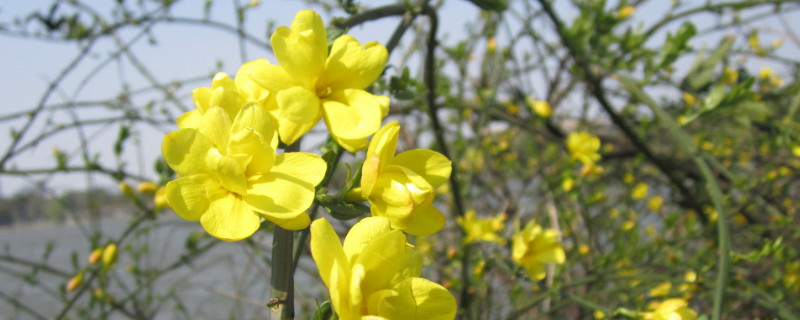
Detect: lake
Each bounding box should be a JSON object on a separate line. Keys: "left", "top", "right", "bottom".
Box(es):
{"left": 0, "top": 215, "right": 324, "bottom": 319}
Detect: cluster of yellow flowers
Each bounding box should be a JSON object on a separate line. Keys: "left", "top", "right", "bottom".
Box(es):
{"left": 160, "top": 9, "right": 459, "bottom": 319}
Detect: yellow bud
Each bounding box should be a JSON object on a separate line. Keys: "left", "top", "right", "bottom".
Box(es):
{"left": 88, "top": 248, "right": 103, "bottom": 265}
{"left": 759, "top": 67, "right": 773, "bottom": 79}
{"left": 119, "top": 181, "right": 135, "bottom": 198}
{"left": 103, "top": 243, "right": 118, "bottom": 267}
{"left": 722, "top": 66, "right": 738, "bottom": 84}
{"left": 137, "top": 181, "right": 158, "bottom": 194}
{"left": 771, "top": 39, "right": 783, "bottom": 48}
{"left": 67, "top": 272, "right": 83, "bottom": 292}
{"left": 487, "top": 37, "right": 497, "bottom": 52}
{"left": 248, "top": 0, "right": 260, "bottom": 7}
{"left": 154, "top": 186, "right": 168, "bottom": 211}
{"left": 446, "top": 247, "right": 458, "bottom": 259}
{"left": 616, "top": 6, "right": 635, "bottom": 19}
{"left": 562, "top": 177, "right": 574, "bottom": 192}
{"left": 648, "top": 196, "right": 664, "bottom": 211}
{"left": 682, "top": 92, "right": 696, "bottom": 107}
{"left": 684, "top": 270, "right": 697, "bottom": 282}
{"left": 505, "top": 103, "right": 519, "bottom": 115}
{"left": 527, "top": 98, "right": 552, "bottom": 118}
{"left": 579, "top": 244, "right": 590, "bottom": 255}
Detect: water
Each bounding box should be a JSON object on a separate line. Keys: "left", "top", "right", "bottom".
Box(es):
{"left": 0, "top": 216, "right": 324, "bottom": 319}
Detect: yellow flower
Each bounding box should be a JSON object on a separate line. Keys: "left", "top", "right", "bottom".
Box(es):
{"left": 648, "top": 196, "right": 664, "bottom": 211}
{"left": 162, "top": 104, "right": 326, "bottom": 240}
{"left": 721, "top": 66, "right": 738, "bottom": 85}
{"left": 359, "top": 122, "right": 452, "bottom": 236}
{"left": 785, "top": 261, "right": 800, "bottom": 291}
{"left": 512, "top": 220, "right": 565, "bottom": 281}
{"left": 457, "top": 210, "right": 507, "bottom": 244}
{"left": 631, "top": 182, "right": 648, "bottom": 200}
{"left": 567, "top": 132, "right": 601, "bottom": 166}
{"left": 616, "top": 6, "right": 635, "bottom": 19}
{"left": 310, "top": 217, "right": 457, "bottom": 319}
{"left": 247, "top": 10, "right": 389, "bottom": 152}
{"left": 643, "top": 299, "right": 698, "bottom": 320}
{"left": 526, "top": 97, "right": 552, "bottom": 118}
{"left": 649, "top": 282, "right": 672, "bottom": 297}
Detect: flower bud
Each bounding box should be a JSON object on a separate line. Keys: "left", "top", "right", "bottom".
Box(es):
{"left": 67, "top": 272, "right": 83, "bottom": 292}
{"left": 137, "top": 181, "right": 158, "bottom": 195}
{"left": 102, "top": 243, "right": 118, "bottom": 267}
{"left": 88, "top": 247, "right": 103, "bottom": 264}
{"left": 119, "top": 181, "right": 135, "bottom": 199}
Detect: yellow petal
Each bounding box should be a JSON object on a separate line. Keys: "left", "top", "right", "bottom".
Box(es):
{"left": 246, "top": 60, "right": 296, "bottom": 94}
{"left": 208, "top": 74, "right": 246, "bottom": 117}
{"left": 391, "top": 247, "right": 423, "bottom": 284}
{"left": 197, "top": 107, "right": 232, "bottom": 149}
{"left": 366, "top": 121, "right": 400, "bottom": 171}
{"left": 269, "top": 152, "right": 326, "bottom": 186}
{"left": 162, "top": 128, "right": 213, "bottom": 176}
{"left": 271, "top": 10, "right": 327, "bottom": 85}
{"left": 228, "top": 129, "right": 275, "bottom": 176}
{"left": 275, "top": 86, "right": 322, "bottom": 145}
{"left": 321, "top": 89, "right": 383, "bottom": 140}
{"left": 176, "top": 109, "right": 202, "bottom": 128}
{"left": 353, "top": 229, "right": 406, "bottom": 299}
{"left": 165, "top": 174, "right": 217, "bottom": 221}
{"left": 332, "top": 135, "right": 369, "bottom": 153}
{"left": 310, "top": 218, "right": 351, "bottom": 308}
{"left": 398, "top": 204, "right": 446, "bottom": 236}
{"left": 377, "top": 278, "right": 456, "bottom": 320}
{"left": 192, "top": 87, "right": 213, "bottom": 112}
{"left": 325, "top": 36, "right": 389, "bottom": 90}
{"left": 230, "top": 104, "right": 276, "bottom": 146}
{"left": 242, "top": 153, "right": 324, "bottom": 228}
{"left": 393, "top": 149, "right": 452, "bottom": 188}
{"left": 205, "top": 148, "right": 248, "bottom": 195}
{"left": 199, "top": 192, "right": 260, "bottom": 241}
{"left": 235, "top": 59, "right": 271, "bottom": 103}
{"left": 342, "top": 216, "right": 393, "bottom": 262}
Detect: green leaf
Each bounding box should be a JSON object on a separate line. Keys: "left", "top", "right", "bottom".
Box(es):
{"left": 685, "top": 35, "right": 735, "bottom": 90}
{"left": 465, "top": 0, "right": 507, "bottom": 12}
{"left": 312, "top": 300, "right": 334, "bottom": 320}
{"left": 323, "top": 201, "right": 370, "bottom": 220}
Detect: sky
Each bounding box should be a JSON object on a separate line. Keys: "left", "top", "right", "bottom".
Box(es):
{"left": 0, "top": 0, "right": 797, "bottom": 197}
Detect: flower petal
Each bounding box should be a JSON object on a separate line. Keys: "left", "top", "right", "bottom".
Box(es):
{"left": 197, "top": 107, "right": 232, "bottom": 149}
{"left": 199, "top": 192, "right": 260, "bottom": 241}
{"left": 321, "top": 89, "right": 383, "bottom": 140}
{"left": 246, "top": 59, "right": 296, "bottom": 94}
{"left": 231, "top": 104, "right": 276, "bottom": 144}
{"left": 242, "top": 153, "right": 324, "bottom": 228}
{"left": 275, "top": 86, "right": 322, "bottom": 145}
{"left": 393, "top": 149, "right": 452, "bottom": 188}
{"left": 376, "top": 278, "right": 456, "bottom": 320}
{"left": 176, "top": 109, "right": 202, "bottom": 129}
{"left": 366, "top": 121, "right": 400, "bottom": 170}
{"left": 333, "top": 135, "right": 369, "bottom": 153}
{"left": 165, "top": 174, "right": 217, "bottom": 221}
{"left": 271, "top": 10, "right": 327, "bottom": 85}
{"left": 353, "top": 229, "right": 406, "bottom": 299}
{"left": 162, "top": 128, "right": 213, "bottom": 176}
{"left": 342, "top": 216, "right": 393, "bottom": 262}
{"left": 205, "top": 149, "right": 248, "bottom": 195}
{"left": 325, "top": 36, "right": 388, "bottom": 90}
{"left": 192, "top": 87, "right": 212, "bottom": 113}
{"left": 310, "top": 218, "right": 351, "bottom": 313}
{"left": 235, "top": 59, "right": 271, "bottom": 103}
{"left": 399, "top": 204, "right": 446, "bottom": 236}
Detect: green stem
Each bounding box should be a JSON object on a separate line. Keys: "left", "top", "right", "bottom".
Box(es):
{"left": 269, "top": 226, "right": 295, "bottom": 320}
{"left": 694, "top": 156, "right": 730, "bottom": 320}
